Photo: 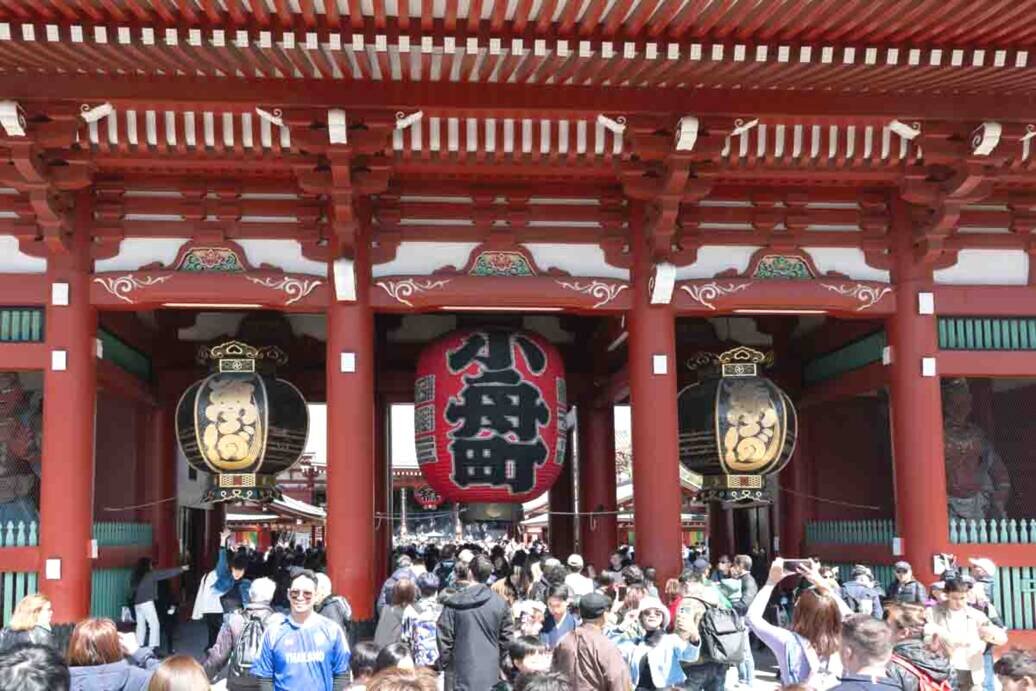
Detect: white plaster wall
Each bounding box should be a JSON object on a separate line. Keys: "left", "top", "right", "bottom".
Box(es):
{"left": 372, "top": 241, "right": 480, "bottom": 277}
{"left": 934, "top": 250, "right": 1029, "bottom": 285}
{"left": 94, "top": 238, "right": 189, "bottom": 272}
{"left": 236, "top": 239, "right": 327, "bottom": 276}
{"left": 0, "top": 236, "right": 46, "bottom": 273}
{"left": 673, "top": 245, "right": 760, "bottom": 279}
{"left": 805, "top": 247, "right": 890, "bottom": 282}
{"left": 523, "top": 243, "right": 629, "bottom": 279}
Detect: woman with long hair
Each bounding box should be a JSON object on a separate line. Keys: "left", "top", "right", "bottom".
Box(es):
{"left": 130, "top": 557, "right": 188, "bottom": 650}
{"left": 0, "top": 593, "right": 54, "bottom": 652}
{"left": 147, "top": 656, "right": 210, "bottom": 691}
{"left": 374, "top": 578, "right": 419, "bottom": 648}
{"left": 746, "top": 558, "right": 851, "bottom": 689}
{"left": 67, "top": 617, "right": 159, "bottom": 691}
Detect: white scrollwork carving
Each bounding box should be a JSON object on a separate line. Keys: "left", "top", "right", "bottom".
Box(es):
{"left": 555, "top": 280, "right": 628, "bottom": 309}
{"left": 376, "top": 279, "right": 451, "bottom": 307}
{"left": 679, "top": 282, "right": 752, "bottom": 310}
{"left": 92, "top": 274, "right": 171, "bottom": 304}
{"left": 820, "top": 283, "right": 893, "bottom": 311}
{"left": 246, "top": 276, "right": 323, "bottom": 305}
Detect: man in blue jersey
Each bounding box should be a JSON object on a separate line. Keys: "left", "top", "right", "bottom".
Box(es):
{"left": 253, "top": 570, "right": 350, "bottom": 691}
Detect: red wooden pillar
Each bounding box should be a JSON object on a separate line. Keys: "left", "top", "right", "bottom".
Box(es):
{"left": 779, "top": 424, "right": 810, "bottom": 557}
{"left": 149, "top": 404, "right": 179, "bottom": 567}
{"left": 628, "top": 207, "right": 683, "bottom": 586}
{"left": 326, "top": 248, "right": 377, "bottom": 619}
{"left": 578, "top": 402, "right": 618, "bottom": 571}
{"left": 39, "top": 241, "right": 97, "bottom": 623}
{"left": 373, "top": 394, "right": 389, "bottom": 590}
{"left": 887, "top": 198, "right": 949, "bottom": 585}
{"left": 708, "top": 506, "right": 736, "bottom": 559}
{"left": 548, "top": 439, "right": 575, "bottom": 559}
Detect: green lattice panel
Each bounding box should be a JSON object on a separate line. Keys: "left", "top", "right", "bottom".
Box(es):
{"left": 939, "top": 318, "right": 1036, "bottom": 351}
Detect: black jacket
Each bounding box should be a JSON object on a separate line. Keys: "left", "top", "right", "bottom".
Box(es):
{"left": 831, "top": 674, "right": 902, "bottom": 691}
{"left": 885, "top": 639, "right": 952, "bottom": 691}
{"left": 437, "top": 583, "right": 514, "bottom": 691}
{"left": 316, "top": 594, "right": 354, "bottom": 648}
{"left": 0, "top": 625, "right": 54, "bottom": 653}
{"left": 732, "top": 572, "right": 759, "bottom": 616}
{"left": 887, "top": 579, "right": 928, "bottom": 605}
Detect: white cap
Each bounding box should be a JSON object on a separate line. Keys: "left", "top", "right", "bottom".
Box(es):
{"left": 567, "top": 554, "right": 584, "bottom": 569}
{"left": 969, "top": 557, "right": 996, "bottom": 575}
{"left": 458, "top": 549, "right": 475, "bottom": 564}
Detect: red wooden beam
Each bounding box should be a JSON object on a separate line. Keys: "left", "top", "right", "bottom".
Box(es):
{"left": 672, "top": 279, "right": 897, "bottom": 317}
{"left": 938, "top": 350, "right": 1036, "bottom": 378}
{"left": 97, "top": 359, "right": 156, "bottom": 405}
{"left": 89, "top": 270, "right": 329, "bottom": 311}
{"left": 6, "top": 73, "right": 1036, "bottom": 122}
{"left": 0, "top": 546, "right": 41, "bottom": 572}
{"left": 936, "top": 286, "right": 1036, "bottom": 316}
{"left": 369, "top": 275, "right": 631, "bottom": 314}
{"left": 96, "top": 545, "right": 154, "bottom": 569}
{"left": 0, "top": 275, "right": 48, "bottom": 305}
{"left": 0, "top": 343, "right": 48, "bottom": 370}
{"left": 799, "top": 361, "right": 887, "bottom": 408}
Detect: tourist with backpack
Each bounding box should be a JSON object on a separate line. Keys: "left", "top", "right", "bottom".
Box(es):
{"left": 729, "top": 555, "right": 759, "bottom": 688}
{"left": 201, "top": 577, "right": 284, "bottom": 690}
{"left": 883, "top": 603, "right": 953, "bottom": 691}
{"left": 679, "top": 565, "right": 744, "bottom": 691}
{"left": 400, "top": 572, "right": 443, "bottom": 668}
{"left": 841, "top": 566, "right": 885, "bottom": 619}
{"left": 747, "top": 558, "right": 852, "bottom": 690}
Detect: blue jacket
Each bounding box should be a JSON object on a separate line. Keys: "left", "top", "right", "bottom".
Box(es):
{"left": 611, "top": 631, "right": 700, "bottom": 687}
{"left": 214, "top": 547, "right": 251, "bottom": 609}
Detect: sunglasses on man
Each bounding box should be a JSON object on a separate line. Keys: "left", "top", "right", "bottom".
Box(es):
{"left": 289, "top": 589, "right": 314, "bottom": 600}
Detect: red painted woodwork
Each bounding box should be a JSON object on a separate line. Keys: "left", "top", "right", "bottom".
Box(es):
{"left": 673, "top": 279, "right": 896, "bottom": 317}
{"left": 414, "top": 328, "right": 566, "bottom": 504}
{"left": 886, "top": 200, "right": 950, "bottom": 587}
{"left": 779, "top": 420, "right": 810, "bottom": 557}
{"left": 548, "top": 446, "right": 576, "bottom": 561}
{"left": 805, "top": 397, "right": 895, "bottom": 522}
{"left": 90, "top": 270, "right": 328, "bottom": 311}
{"left": 0, "top": 343, "right": 48, "bottom": 370}
{"left": 326, "top": 248, "right": 377, "bottom": 620}
{"left": 936, "top": 286, "right": 1036, "bottom": 316}
{"left": 97, "top": 359, "right": 155, "bottom": 404}
{"left": 96, "top": 545, "right": 155, "bottom": 570}
{"left": 371, "top": 275, "right": 630, "bottom": 314}
{"left": 149, "top": 404, "right": 179, "bottom": 568}
{"left": 93, "top": 392, "right": 143, "bottom": 521}
{"left": 798, "top": 362, "right": 888, "bottom": 409}
{"left": 0, "top": 275, "right": 47, "bottom": 305}
{"left": 627, "top": 205, "right": 683, "bottom": 586}
{"left": 578, "top": 403, "right": 618, "bottom": 572}
{"left": 0, "top": 547, "right": 40, "bottom": 573}
{"left": 939, "top": 351, "right": 1036, "bottom": 378}
{"left": 39, "top": 245, "right": 97, "bottom": 622}
{"left": 374, "top": 393, "right": 390, "bottom": 595}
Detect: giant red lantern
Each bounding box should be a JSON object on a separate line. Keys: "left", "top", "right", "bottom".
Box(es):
{"left": 414, "top": 328, "right": 567, "bottom": 505}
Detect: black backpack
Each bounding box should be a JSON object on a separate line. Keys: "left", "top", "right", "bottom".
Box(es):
{"left": 686, "top": 598, "right": 747, "bottom": 665}
{"left": 230, "top": 611, "right": 278, "bottom": 677}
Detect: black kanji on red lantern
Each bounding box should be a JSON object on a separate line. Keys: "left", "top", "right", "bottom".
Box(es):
{"left": 445, "top": 331, "right": 550, "bottom": 493}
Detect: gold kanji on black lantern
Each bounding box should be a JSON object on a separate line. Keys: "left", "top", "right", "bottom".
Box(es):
{"left": 677, "top": 347, "right": 797, "bottom": 503}
{"left": 176, "top": 341, "right": 308, "bottom": 502}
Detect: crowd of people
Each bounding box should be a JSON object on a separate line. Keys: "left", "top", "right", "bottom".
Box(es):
{"left": 0, "top": 535, "right": 1032, "bottom": 691}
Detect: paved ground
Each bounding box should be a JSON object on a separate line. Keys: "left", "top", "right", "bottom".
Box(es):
{"left": 175, "top": 619, "right": 784, "bottom": 689}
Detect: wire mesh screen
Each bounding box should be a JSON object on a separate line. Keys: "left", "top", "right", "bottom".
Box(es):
{"left": 0, "top": 372, "right": 43, "bottom": 525}
{"left": 941, "top": 378, "right": 1033, "bottom": 522}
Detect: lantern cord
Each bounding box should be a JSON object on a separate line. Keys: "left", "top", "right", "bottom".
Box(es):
{"left": 778, "top": 485, "right": 884, "bottom": 511}
{"left": 102, "top": 496, "right": 180, "bottom": 512}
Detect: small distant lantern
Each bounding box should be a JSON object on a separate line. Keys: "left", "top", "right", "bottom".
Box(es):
{"left": 414, "top": 485, "right": 443, "bottom": 510}
{"left": 414, "top": 328, "right": 567, "bottom": 513}
{"left": 678, "top": 347, "right": 797, "bottom": 503}
{"left": 176, "top": 341, "right": 309, "bottom": 502}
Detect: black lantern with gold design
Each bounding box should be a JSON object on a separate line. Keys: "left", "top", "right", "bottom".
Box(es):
{"left": 176, "top": 340, "right": 309, "bottom": 502}
{"left": 678, "top": 347, "right": 797, "bottom": 503}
